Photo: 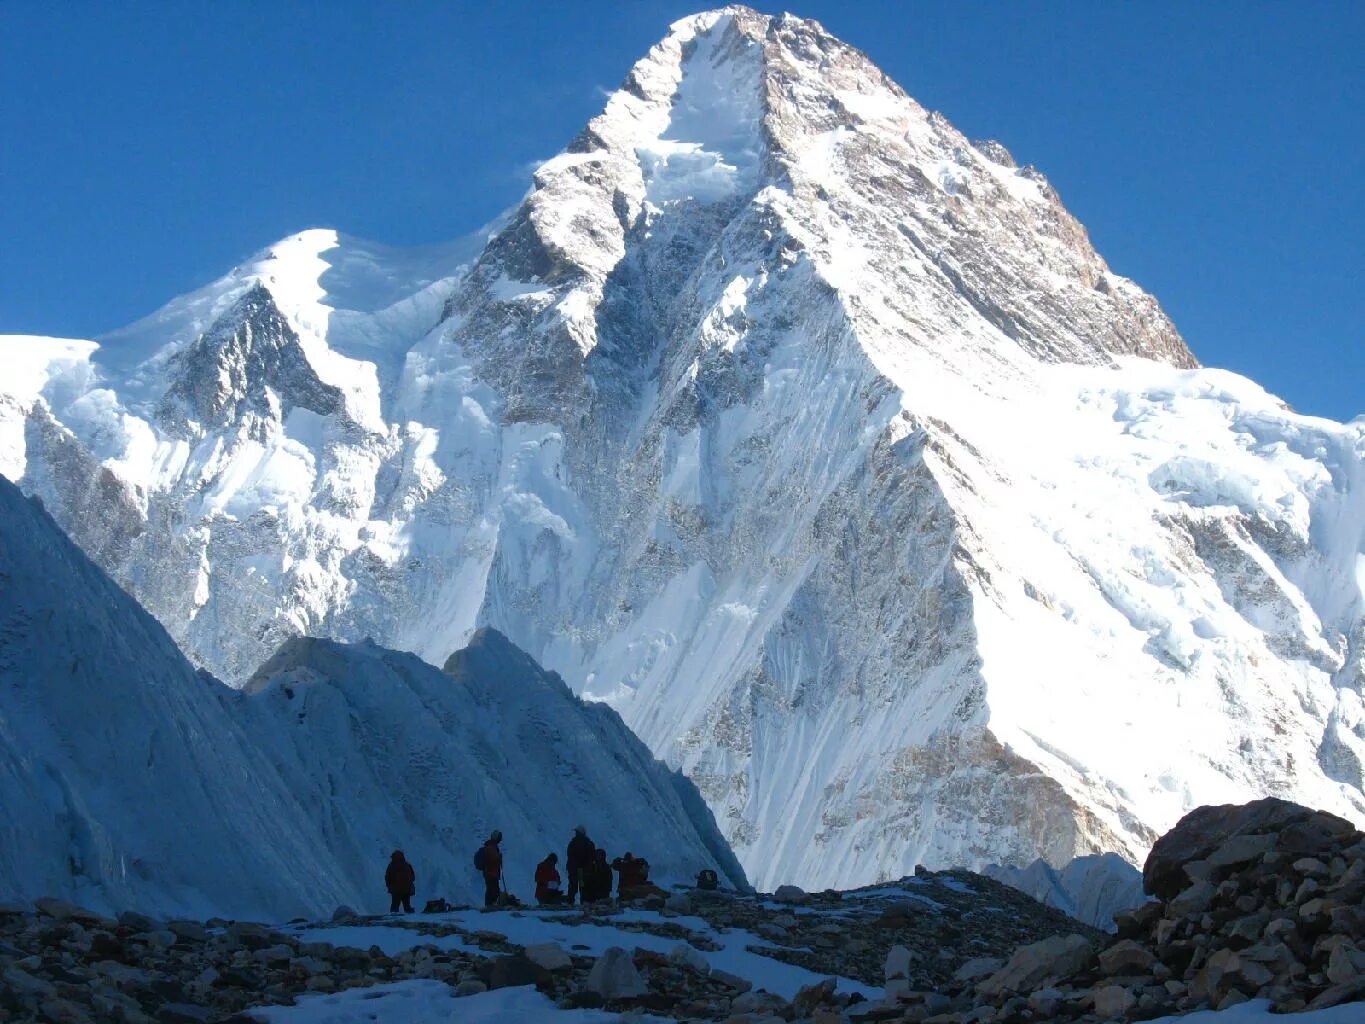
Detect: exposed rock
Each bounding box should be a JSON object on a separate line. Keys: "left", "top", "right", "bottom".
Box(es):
{"left": 585, "top": 946, "right": 647, "bottom": 999}
{"left": 977, "top": 934, "right": 1094, "bottom": 996}
{"left": 772, "top": 885, "right": 808, "bottom": 905}
{"left": 525, "top": 942, "right": 572, "bottom": 972}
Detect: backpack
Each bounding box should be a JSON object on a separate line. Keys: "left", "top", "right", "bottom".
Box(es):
{"left": 697, "top": 868, "right": 718, "bottom": 890}
{"left": 474, "top": 845, "right": 488, "bottom": 872}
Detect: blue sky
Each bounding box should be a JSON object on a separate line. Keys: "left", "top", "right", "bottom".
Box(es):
{"left": 1, "top": 1, "right": 1360, "bottom": 420}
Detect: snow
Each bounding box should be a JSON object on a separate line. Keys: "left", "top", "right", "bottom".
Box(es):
{"left": 248, "top": 981, "right": 662, "bottom": 1024}
{"left": 291, "top": 904, "right": 879, "bottom": 1003}
{"left": 1148, "top": 1000, "right": 1365, "bottom": 1024}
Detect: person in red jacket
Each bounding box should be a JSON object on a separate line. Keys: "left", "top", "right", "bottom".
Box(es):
{"left": 535, "top": 852, "right": 565, "bottom": 905}
{"left": 385, "top": 850, "right": 415, "bottom": 913}
{"left": 478, "top": 831, "right": 503, "bottom": 908}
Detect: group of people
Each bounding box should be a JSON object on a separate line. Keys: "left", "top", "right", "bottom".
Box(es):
{"left": 383, "top": 825, "right": 684, "bottom": 912}
{"left": 531, "top": 827, "right": 668, "bottom": 905}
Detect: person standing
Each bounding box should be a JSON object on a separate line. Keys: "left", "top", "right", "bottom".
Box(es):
{"left": 566, "top": 825, "right": 594, "bottom": 904}
{"left": 476, "top": 830, "right": 503, "bottom": 908}
{"left": 385, "top": 850, "right": 415, "bottom": 914}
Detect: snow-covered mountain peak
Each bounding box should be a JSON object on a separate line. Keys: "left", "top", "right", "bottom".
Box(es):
{"left": 3, "top": 8, "right": 1359, "bottom": 898}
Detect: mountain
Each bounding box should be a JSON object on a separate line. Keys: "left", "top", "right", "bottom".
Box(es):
{"left": 1, "top": 6, "right": 1362, "bottom": 892}
{"left": 0, "top": 475, "right": 740, "bottom": 916}
{"left": 983, "top": 854, "right": 1145, "bottom": 932}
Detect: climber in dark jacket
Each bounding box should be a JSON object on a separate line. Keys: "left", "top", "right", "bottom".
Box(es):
{"left": 582, "top": 848, "right": 614, "bottom": 903}
{"left": 478, "top": 831, "right": 503, "bottom": 908}
{"left": 385, "top": 850, "right": 416, "bottom": 913}
{"left": 566, "top": 825, "right": 595, "bottom": 904}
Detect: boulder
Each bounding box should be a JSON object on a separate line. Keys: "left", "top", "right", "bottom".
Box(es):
{"left": 524, "top": 942, "right": 572, "bottom": 972}
{"left": 585, "top": 947, "right": 646, "bottom": 999}
{"left": 954, "top": 956, "right": 1004, "bottom": 983}
{"left": 664, "top": 893, "right": 693, "bottom": 915}
{"left": 330, "top": 905, "right": 358, "bottom": 922}
{"left": 480, "top": 955, "right": 548, "bottom": 990}
{"left": 772, "top": 885, "right": 808, "bottom": 904}
{"left": 978, "top": 934, "right": 1094, "bottom": 997}
{"left": 1092, "top": 984, "right": 1136, "bottom": 1019}
{"left": 668, "top": 942, "right": 710, "bottom": 974}
{"left": 884, "top": 944, "right": 914, "bottom": 981}
{"left": 1099, "top": 939, "right": 1155, "bottom": 976}
{"left": 1144, "top": 798, "right": 1359, "bottom": 900}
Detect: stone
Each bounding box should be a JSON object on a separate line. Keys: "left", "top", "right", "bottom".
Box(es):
{"left": 1099, "top": 939, "right": 1155, "bottom": 976}
{"left": 1306, "top": 975, "right": 1365, "bottom": 1010}
{"left": 885, "top": 944, "right": 914, "bottom": 980}
{"left": 330, "top": 905, "right": 358, "bottom": 922}
{"left": 1207, "top": 833, "right": 1277, "bottom": 869}
{"left": 711, "top": 968, "right": 754, "bottom": 992}
{"left": 954, "top": 956, "right": 1003, "bottom": 983}
{"left": 977, "top": 934, "right": 1094, "bottom": 997}
{"left": 668, "top": 942, "right": 710, "bottom": 974}
{"left": 454, "top": 979, "right": 488, "bottom": 996}
{"left": 1326, "top": 943, "right": 1365, "bottom": 985}
{"left": 1026, "top": 987, "right": 1064, "bottom": 1016}
{"left": 524, "top": 942, "right": 572, "bottom": 971}
{"left": 484, "top": 954, "right": 548, "bottom": 990}
{"left": 118, "top": 910, "right": 160, "bottom": 931}
{"left": 1092, "top": 984, "right": 1136, "bottom": 1019}
{"left": 665, "top": 893, "right": 693, "bottom": 915}
{"left": 167, "top": 920, "right": 208, "bottom": 942}
{"left": 1169, "top": 881, "right": 1218, "bottom": 918}
{"left": 772, "top": 885, "right": 807, "bottom": 904}
{"left": 585, "top": 947, "right": 647, "bottom": 999}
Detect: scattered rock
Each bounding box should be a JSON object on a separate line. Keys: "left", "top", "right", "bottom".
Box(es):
{"left": 977, "top": 933, "right": 1094, "bottom": 996}
{"left": 585, "top": 946, "right": 646, "bottom": 999}
{"left": 524, "top": 942, "right": 572, "bottom": 971}
{"left": 772, "top": 885, "right": 808, "bottom": 904}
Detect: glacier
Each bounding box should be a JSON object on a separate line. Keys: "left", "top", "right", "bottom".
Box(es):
{"left": 1, "top": 5, "right": 1362, "bottom": 893}
{"left": 0, "top": 475, "right": 741, "bottom": 917}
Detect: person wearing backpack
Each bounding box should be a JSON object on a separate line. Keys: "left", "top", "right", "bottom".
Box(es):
{"left": 474, "top": 830, "right": 503, "bottom": 908}
{"left": 385, "top": 850, "right": 416, "bottom": 913}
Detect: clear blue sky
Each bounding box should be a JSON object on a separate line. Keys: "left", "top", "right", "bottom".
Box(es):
{"left": 1, "top": 1, "right": 1360, "bottom": 420}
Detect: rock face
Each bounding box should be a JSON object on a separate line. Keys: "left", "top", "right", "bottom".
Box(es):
{"left": 0, "top": 476, "right": 742, "bottom": 917}
{"left": 1143, "top": 797, "right": 1358, "bottom": 899}
{"left": 3, "top": 5, "right": 1364, "bottom": 892}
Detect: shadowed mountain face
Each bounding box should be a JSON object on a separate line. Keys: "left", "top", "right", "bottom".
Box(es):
{"left": 1, "top": 6, "right": 1362, "bottom": 891}
{"left": 0, "top": 476, "right": 741, "bottom": 916}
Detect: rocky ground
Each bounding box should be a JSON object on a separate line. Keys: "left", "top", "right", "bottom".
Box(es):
{"left": 2, "top": 799, "right": 1364, "bottom": 1023}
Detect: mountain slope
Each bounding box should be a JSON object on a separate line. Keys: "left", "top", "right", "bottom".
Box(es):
{"left": 1, "top": 6, "right": 1361, "bottom": 891}
{"left": 0, "top": 475, "right": 740, "bottom": 915}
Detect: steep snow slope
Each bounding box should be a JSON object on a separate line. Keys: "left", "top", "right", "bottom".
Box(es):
{"left": 1, "top": 7, "right": 1362, "bottom": 891}
{"left": 0, "top": 476, "right": 739, "bottom": 915}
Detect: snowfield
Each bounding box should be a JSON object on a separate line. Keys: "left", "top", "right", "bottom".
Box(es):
{"left": 0, "top": 5, "right": 1361, "bottom": 894}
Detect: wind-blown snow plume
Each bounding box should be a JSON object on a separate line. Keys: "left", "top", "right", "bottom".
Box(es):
{"left": 1, "top": 6, "right": 1361, "bottom": 892}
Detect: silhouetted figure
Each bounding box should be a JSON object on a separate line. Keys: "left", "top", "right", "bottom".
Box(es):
{"left": 620, "top": 855, "right": 667, "bottom": 899}
{"left": 535, "top": 852, "right": 565, "bottom": 904}
{"left": 582, "top": 848, "right": 613, "bottom": 902}
{"left": 566, "top": 825, "right": 595, "bottom": 904}
{"left": 385, "top": 850, "right": 415, "bottom": 914}
{"left": 474, "top": 830, "right": 503, "bottom": 908}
